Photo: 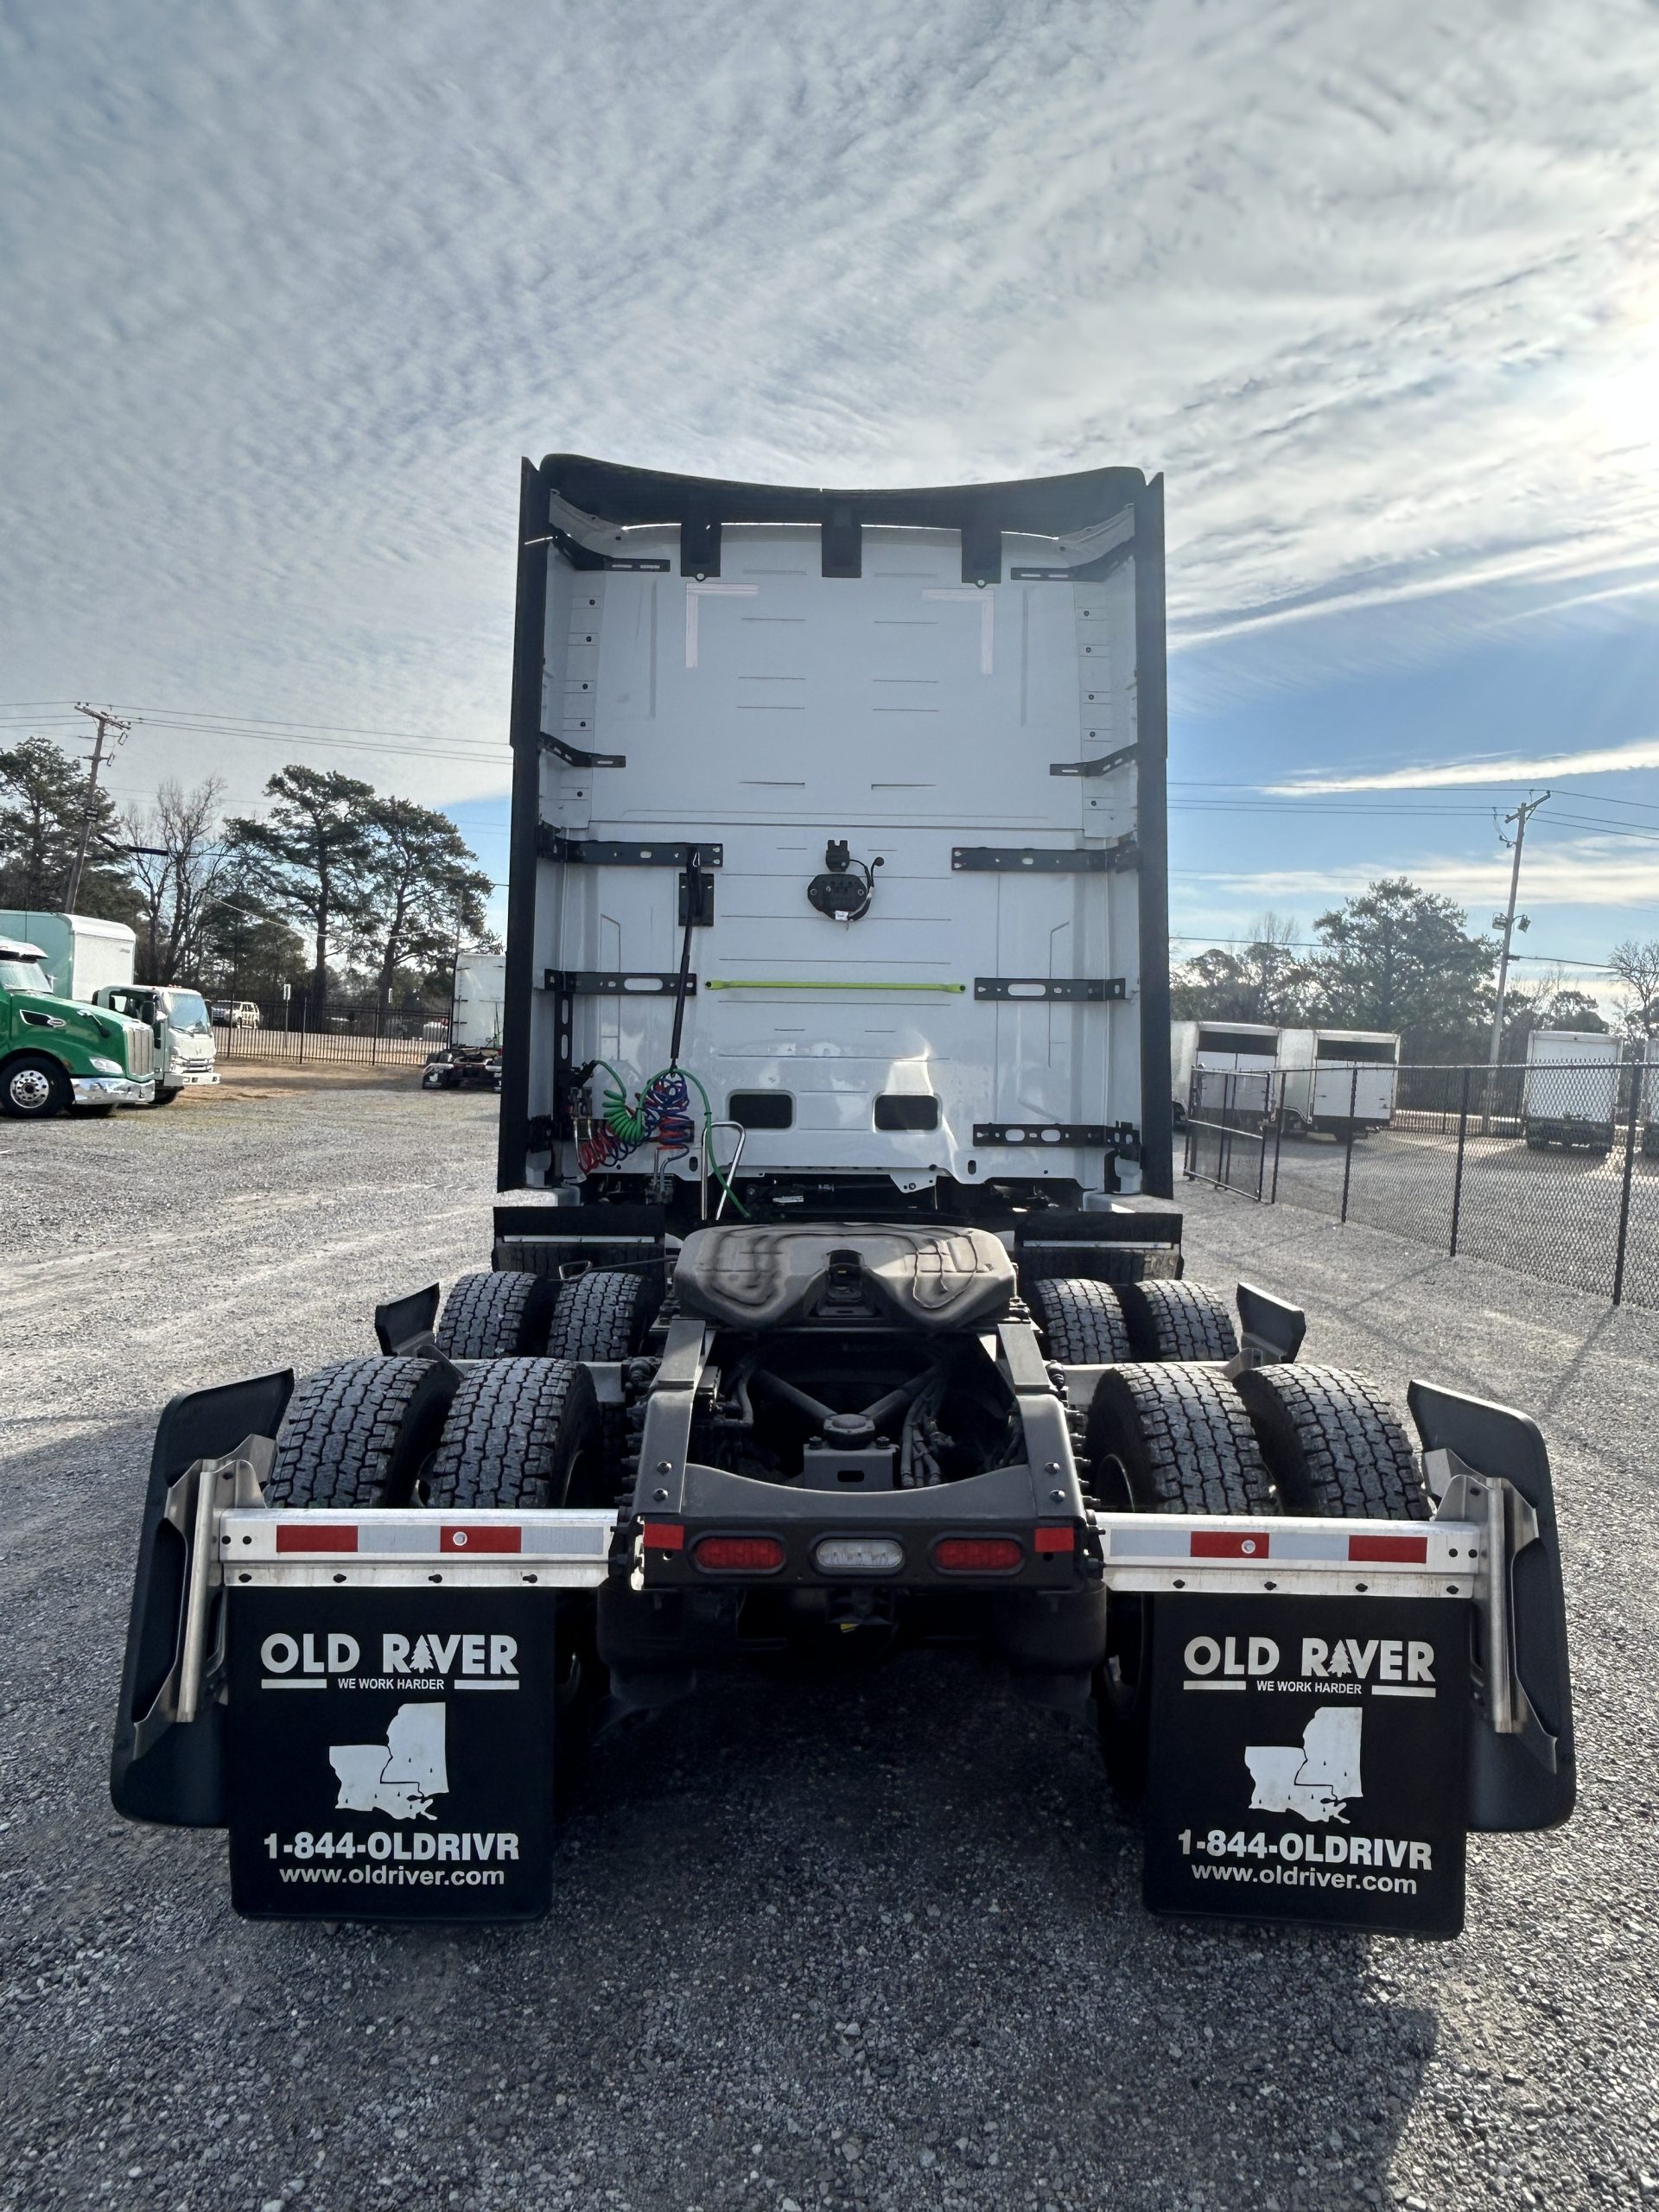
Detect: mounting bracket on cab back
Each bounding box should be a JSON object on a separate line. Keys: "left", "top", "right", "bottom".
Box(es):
{"left": 807, "top": 838, "right": 883, "bottom": 923}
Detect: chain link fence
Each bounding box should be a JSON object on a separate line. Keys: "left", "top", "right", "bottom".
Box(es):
{"left": 208, "top": 995, "right": 451, "bottom": 1069}
{"left": 1184, "top": 1059, "right": 1658, "bottom": 1309}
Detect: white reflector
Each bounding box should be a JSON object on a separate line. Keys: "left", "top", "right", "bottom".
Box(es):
{"left": 813, "top": 1536, "right": 905, "bottom": 1576}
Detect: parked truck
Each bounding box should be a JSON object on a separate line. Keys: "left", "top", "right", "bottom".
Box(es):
{"left": 0, "top": 923, "right": 156, "bottom": 1116}
{"left": 92, "top": 982, "right": 219, "bottom": 1104}
{"left": 1522, "top": 1028, "right": 1618, "bottom": 1154}
{"left": 1274, "top": 1026, "right": 1400, "bottom": 1139}
{"left": 112, "top": 457, "right": 1573, "bottom": 1940}
{"left": 1170, "top": 1018, "right": 1278, "bottom": 1128}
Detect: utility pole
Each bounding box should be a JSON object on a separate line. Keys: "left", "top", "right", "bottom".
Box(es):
{"left": 1487, "top": 790, "right": 1549, "bottom": 1070}
{"left": 62, "top": 702, "right": 130, "bottom": 911}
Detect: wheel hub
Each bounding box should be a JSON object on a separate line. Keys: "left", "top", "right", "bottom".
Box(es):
{"left": 10, "top": 1068, "right": 51, "bottom": 1109}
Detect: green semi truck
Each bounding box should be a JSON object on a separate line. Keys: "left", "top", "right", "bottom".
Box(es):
{"left": 0, "top": 921, "right": 156, "bottom": 1118}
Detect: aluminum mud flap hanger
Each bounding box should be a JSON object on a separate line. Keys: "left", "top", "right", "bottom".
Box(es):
{"left": 1412, "top": 1380, "right": 1575, "bottom": 1833}
{"left": 111, "top": 1370, "right": 296, "bottom": 1826}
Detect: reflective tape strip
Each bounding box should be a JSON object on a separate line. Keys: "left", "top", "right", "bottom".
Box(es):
{"left": 642, "top": 1521, "right": 685, "bottom": 1551}
{"left": 275, "top": 1523, "right": 356, "bottom": 1554}
{"left": 1348, "top": 1534, "right": 1428, "bottom": 1564}
{"left": 442, "top": 1524, "right": 521, "bottom": 1554}
{"left": 1033, "top": 1526, "right": 1075, "bottom": 1554}
{"left": 1191, "top": 1529, "right": 1270, "bottom": 1560}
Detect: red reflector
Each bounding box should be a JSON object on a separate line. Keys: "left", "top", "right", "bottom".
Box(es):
{"left": 934, "top": 1537, "right": 1023, "bottom": 1573}
{"left": 1033, "top": 1526, "right": 1075, "bottom": 1554}
{"left": 441, "top": 1524, "right": 520, "bottom": 1554}
{"left": 1348, "top": 1534, "right": 1428, "bottom": 1564}
{"left": 1190, "top": 1529, "right": 1271, "bottom": 1559}
{"left": 276, "top": 1522, "right": 357, "bottom": 1554}
{"left": 693, "top": 1535, "right": 785, "bottom": 1573}
{"left": 642, "top": 1521, "right": 685, "bottom": 1551}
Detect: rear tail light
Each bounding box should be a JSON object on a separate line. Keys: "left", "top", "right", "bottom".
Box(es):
{"left": 933, "top": 1536, "right": 1023, "bottom": 1573}
{"left": 693, "top": 1535, "right": 786, "bottom": 1573}
{"left": 813, "top": 1536, "right": 905, "bottom": 1576}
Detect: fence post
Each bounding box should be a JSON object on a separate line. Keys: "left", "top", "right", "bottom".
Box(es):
{"left": 1338, "top": 1064, "right": 1358, "bottom": 1223}
{"left": 1269, "top": 1075, "right": 1283, "bottom": 1203}
{"left": 1449, "top": 1065, "right": 1471, "bottom": 1258}
{"left": 298, "top": 1001, "right": 306, "bottom": 1067}
{"left": 372, "top": 1012, "right": 380, "bottom": 1067}
{"left": 1611, "top": 1054, "right": 1643, "bottom": 1306}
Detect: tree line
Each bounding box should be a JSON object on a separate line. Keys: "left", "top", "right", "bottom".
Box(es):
{"left": 1173, "top": 875, "right": 1656, "bottom": 1061}
{"left": 0, "top": 737, "right": 493, "bottom": 1018}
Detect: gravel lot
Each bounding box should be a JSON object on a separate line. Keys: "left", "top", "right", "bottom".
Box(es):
{"left": 3, "top": 1086, "right": 1656, "bottom": 2211}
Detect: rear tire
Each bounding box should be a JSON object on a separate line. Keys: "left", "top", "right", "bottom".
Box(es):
{"left": 266, "top": 1356, "right": 458, "bottom": 1508}
{"left": 546, "top": 1269, "right": 657, "bottom": 1361}
{"left": 425, "top": 1358, "right": 606, "bottom": 1509}
{"left": 426, "top": 1358, "right": 609, "bottom": 1778}
{"left": 1119, "top": 1279, "right": 1238, "bottom": 1362}
{"left": 435, "top": 1270, "right": 555, "bottom": 1359}
{"left": 1084, "top": 1363, "right": 1274, "bottom": 1803}
{"left": 1084, "top": 1360, "right": 1274, "bottom": 1515}
{"left": 1027, "top": 1277, "right": 1131, "bottom": 1363}
{"left": 1233, "top": 1364, "right": 1427, "bottom": 1520}
{"left": 149, "top": 1086, "right": 180, "bottom": 1107}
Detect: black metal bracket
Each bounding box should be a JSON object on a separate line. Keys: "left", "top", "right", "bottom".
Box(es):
{"left": 1008, "top": 540, "right": 1135, "bottom": 585}
{"left": 678, "top": 869, "right": 715, "bottom": 928}
{"left": 539, "top": 731, "right": 627, "bottom": 771}
{"left": 951, "top": 840, "right": 1136, "bottom": 874}
{"left": 974, "top": 977, "right": 1125, "bottom": 1001}
{"left": 972, "top": 1123, "right": 1109, "bottom": 1147}
{"left": 524, "top": 524, "right": 671, "bottom": 574}
{"left": 1050, "top": 740, "right": 1137, "bottom": 780}
{"left": 543, "top": 970, "right": 699, "bottom": 996}
{"left": 537, "top": 830, "right": 724, "bottom": 868}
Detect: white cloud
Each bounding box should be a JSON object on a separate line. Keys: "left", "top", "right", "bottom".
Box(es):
{"left": 1266, "top": 737, "right": 1659, "bottom": 795}
{"left": 4, "top": 1, "right": 1659, "bottom": 817}
{"left": 1178, "top": 838, "right": 1659, "bottom": 914}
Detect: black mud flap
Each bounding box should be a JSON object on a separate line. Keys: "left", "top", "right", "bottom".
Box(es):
{"left": 226, "top": 1590, "right": 556, "bottom": 1922}
{"left": 1408, "top": 1381, "right": 1574, "bottom": 1833}
{"left": 111, "top": 1370, "right": 295, "bottom": 1827}
{"left": 1142, "top": 1596, "right": 1469, "bottom": 1938}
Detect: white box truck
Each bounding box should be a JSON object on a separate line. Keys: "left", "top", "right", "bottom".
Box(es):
{"left": 0, "top": 908, "right": 137, "bottom": 1002}
{"left": 1274, "top": 1027, "right": 1399, "bottom": 1139}
{"left": 1170, "top": 1019, "right": 1278, "bottom": 1127}
{"left": 1522, "top": 1029, "right": 1618, "bottom": 1153}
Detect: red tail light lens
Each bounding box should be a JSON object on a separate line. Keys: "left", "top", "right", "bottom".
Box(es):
{"left": 933, "top": 1536, "right": 1023, "bottom": 1573}
{"left": 693, "top": 1535, "right": 786, "bottom": 1573}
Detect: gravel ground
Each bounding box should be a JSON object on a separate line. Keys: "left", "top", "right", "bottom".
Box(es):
{"left": 3, "top": 1088, "right": 1656, "bottom": 2211}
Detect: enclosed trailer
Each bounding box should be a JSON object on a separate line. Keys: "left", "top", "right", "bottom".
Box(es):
{"left": 1275, "top": 1027, "right": 1399, "bottom": 1138}
{"left": 0, "top": 908, "right": 136, "bottom": 1002}
{"left": 1170, "top": 1019, "right": 1279, "bottom": 1126}
{"left": 111, "top": 459, "right": 1573, "bottom": 1942}
{"left": 452, "top": 951, "right": 506, "bottom": 1050}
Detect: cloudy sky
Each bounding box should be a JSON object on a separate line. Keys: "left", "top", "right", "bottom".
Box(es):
{"left": 5, "top": 0, "right": 1659, "bottom": 988}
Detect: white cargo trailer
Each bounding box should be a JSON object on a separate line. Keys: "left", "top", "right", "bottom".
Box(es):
{"left": 0, "top": 908, "right": 136, "bottom": 1001}
{"left": 1274, "top": 1027, "right": 1399, "bottom": 1138}
{"left": 451, "top": 950, "right": 506, "bottom": 1049}
{"left": 1522, "top": 1029, "right": 1618, "bottom": 1152}
{"left": 1170, "top": 1019, "right": 1278, "bottom": 1126}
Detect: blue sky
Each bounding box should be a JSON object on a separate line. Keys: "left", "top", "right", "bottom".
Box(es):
{"left": 4, "top": 0, "right": 1659, "bottom": 1001}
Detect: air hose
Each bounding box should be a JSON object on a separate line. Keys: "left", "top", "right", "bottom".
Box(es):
{"left": 578, "top": 1058, "right": 747, "bottom": 1217}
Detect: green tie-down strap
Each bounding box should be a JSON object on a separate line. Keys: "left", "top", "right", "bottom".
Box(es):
{"left": 705, "top": 978, "right": 965, "bottom": 992}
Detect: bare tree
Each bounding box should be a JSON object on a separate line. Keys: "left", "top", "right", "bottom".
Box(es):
{"left": 1607, "top": 938, "right": 1659, "bottom": 1039}
{"left": 122, "top": 777, "right": 232, "bottom": 983}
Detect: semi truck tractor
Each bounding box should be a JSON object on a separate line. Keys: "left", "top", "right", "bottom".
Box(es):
{"left": 1274, "top": 1027, "right": 1400, "bottom": 1139}
{"left": 0, "top": 920, "right": 156, "bottom": 1116}
{"left": 1522, "top": 1029, "right": 1618, "bottom": 1154}
{"left": 111, "top": 457, "right": 1573, "bottom": 1938}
